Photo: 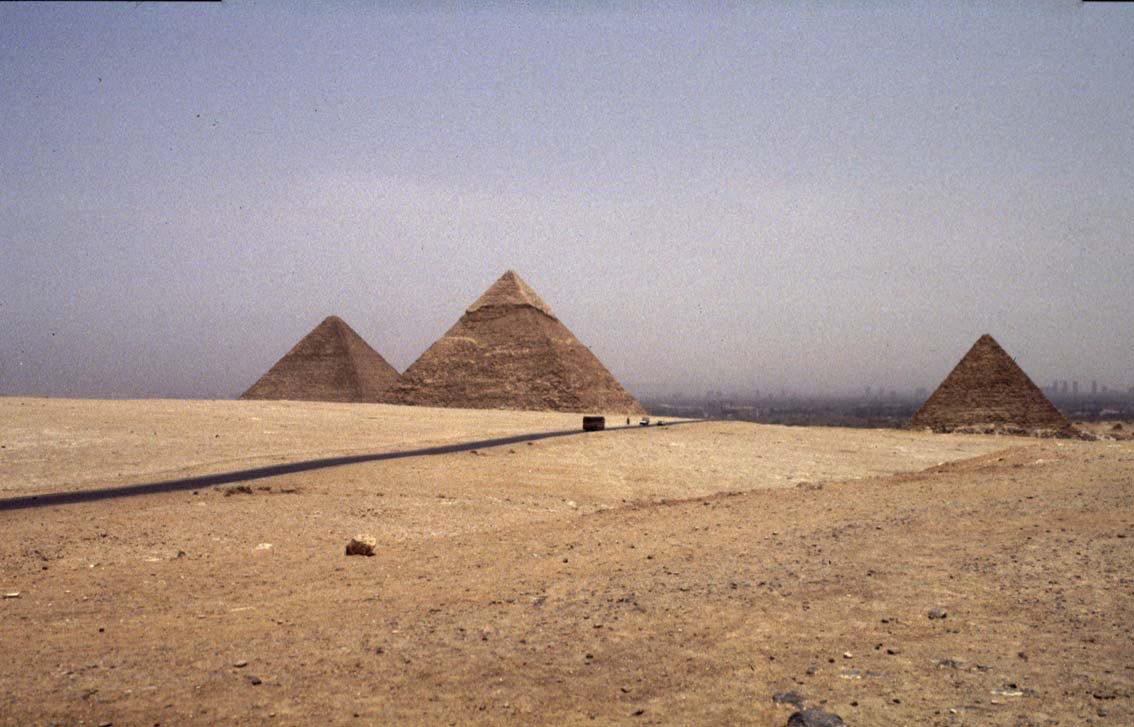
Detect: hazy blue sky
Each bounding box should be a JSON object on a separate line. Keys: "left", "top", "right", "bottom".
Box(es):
{"left": 2, "top": 1, "right": 1131, "bottom": 400}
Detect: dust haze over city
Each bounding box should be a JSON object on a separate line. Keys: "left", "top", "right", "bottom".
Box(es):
{"left": 2, "top": 2, "right": 1132, "bottom": 406}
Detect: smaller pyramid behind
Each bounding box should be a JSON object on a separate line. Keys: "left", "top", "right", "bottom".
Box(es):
{"left": 383, "top": 270, "right": 646, "bottom": 415}
{"left": 911, "top": 334, "right": 1071, "bottom": 434}
{"left": 241, "top": 316, "right": 399, "bottom": 403}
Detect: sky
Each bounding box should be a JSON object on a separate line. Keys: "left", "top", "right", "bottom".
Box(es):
{"left": 2, "top": 1, "right": 1132, "bottom": 400}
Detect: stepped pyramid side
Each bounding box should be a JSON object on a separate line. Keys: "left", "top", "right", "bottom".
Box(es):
{"left": 241, "top": 316, "right": 399, "bottom": 402}
{"left": 911, "top": 334, "right": 1071, "bottom": 433}
{"left": 383, "top": 271, "right": 646, "bottom": 415}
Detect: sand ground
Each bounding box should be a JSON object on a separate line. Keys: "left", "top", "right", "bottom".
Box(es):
{"left": 1, "top": 398, "right": 1131, "bottom": 726}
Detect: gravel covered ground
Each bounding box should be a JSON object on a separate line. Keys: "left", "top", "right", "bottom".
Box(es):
{"left": 1, "top": 398, "right": 1131, "bottom": 726}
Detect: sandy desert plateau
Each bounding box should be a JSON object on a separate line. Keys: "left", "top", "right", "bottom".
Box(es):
{"left": 2, "top": 397, "right": 1132, "bottom": 726}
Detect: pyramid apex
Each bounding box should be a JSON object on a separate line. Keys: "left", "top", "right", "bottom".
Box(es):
{"left": 467, "top": 270, "right": 555, "bottom": 318}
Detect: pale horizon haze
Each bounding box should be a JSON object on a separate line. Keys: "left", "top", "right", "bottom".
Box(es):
{"left": 2, "top": 2, "right": 1132, "bottom": 401}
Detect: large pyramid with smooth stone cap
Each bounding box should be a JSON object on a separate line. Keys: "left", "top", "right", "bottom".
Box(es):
{"left": 911, "top": 334, "right": 1072, "bottom": 434}
{"left": 383, "top": 270, "right": 646, "bottom": 415}
{"left": 241, "top": 316, "right": 399, "bottom": 402}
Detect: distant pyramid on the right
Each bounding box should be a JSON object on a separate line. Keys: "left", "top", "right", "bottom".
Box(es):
{"left": 911, "top": 334, "right": 1074, "bottom": 435}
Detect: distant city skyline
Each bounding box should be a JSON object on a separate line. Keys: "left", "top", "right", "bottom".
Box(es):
{"left": 2, "top": 2, "right": 1132, "bottom": 400}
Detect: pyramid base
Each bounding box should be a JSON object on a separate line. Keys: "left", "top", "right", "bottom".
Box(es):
{"left": 911, "top": 422, "right": 1087, "bottom": 439}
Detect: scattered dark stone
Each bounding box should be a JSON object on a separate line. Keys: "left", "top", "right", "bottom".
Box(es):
{"left": 224, "top": 485, "right": 253, "bottom": 497}
{"left": 345, "top": 536, "right": 377, "bottom": 556}
{"left": 631, "top": 709, "right": 645, "bottom": 716}
{"left": 245, "top": 675, "right": 262, "bottom": 685}
{"left": 773, "top": 692, "right": 806, "bottom": 709}
{"left": 886, "top": 647, "right": 900, "bottom": 655}
{"left": 928, "top": 608, "right": 948, "bottom": 620}
{"left": 934, "top": 658, "right": 964, "bottom": 669}
{"left": 787, "top": 708, "right": 846, "bottom": 727}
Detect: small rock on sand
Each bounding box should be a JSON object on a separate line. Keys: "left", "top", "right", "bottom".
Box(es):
{"left": 345, "top": 535, "right": 377, "bottom": 557}
{"left": 928, "top": 608, "right": 948, "bottom": 620}
{"left": 3, "top": 592, "right": 20, "bottom": 599}
{"left": 772, "top": 691, "right": 806, "bottom": 709}
{"left": 787, "top": 708, "right": 847, "bottom": 727}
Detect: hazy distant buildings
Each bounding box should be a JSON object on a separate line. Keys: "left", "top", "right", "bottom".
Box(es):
{"left": 1047, "top": 379, "right": 1130, "bottom": 399}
